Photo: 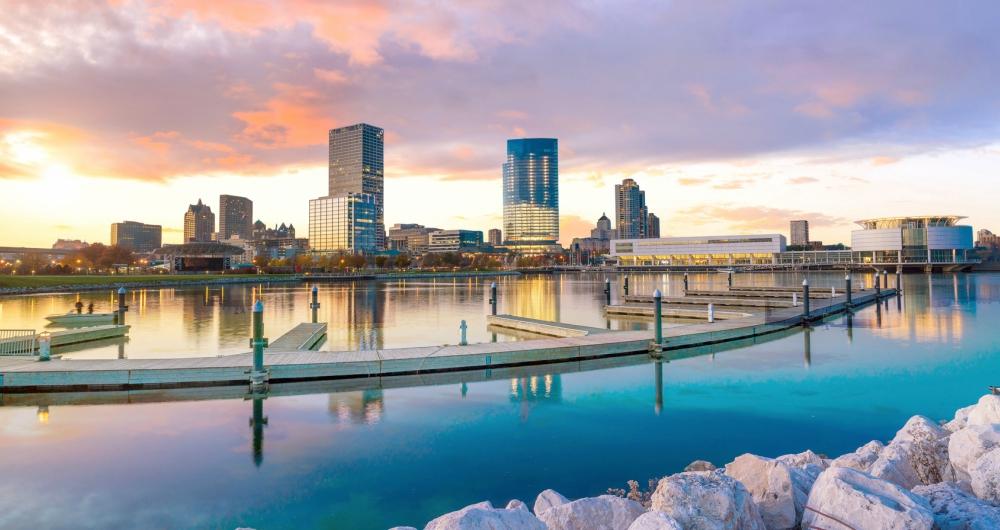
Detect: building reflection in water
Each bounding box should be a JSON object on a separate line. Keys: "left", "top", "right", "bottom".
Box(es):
{"left": 510, "top": 277, "right": 559, "bottom": 323}
{"left": 324, "top": 284, "right": 386, "bottom": 351}
{"left": 328, "top": 389, "right": 385, "bottom": 425}
{"left": 510, "top": 374, "right": 562, "bottom": 421}
{"left": 249, "top": 396, "right": 268, "bottom": 467}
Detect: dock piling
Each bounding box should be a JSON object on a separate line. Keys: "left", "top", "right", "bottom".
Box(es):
{"left": 708, "top": 303, "right": 715, "bottom": 323}
{"left": 624, "top": 276, "right": 630, "bottom": 296}
{"left": 728, "top": 271, "right": 733, "bottom": 288}
{"left": 309, "top": 286, "right": 320, "bottom": 324}
{"left": 683, "top": 273, "right": 689, "bottom": 292}
{"left": 115, "top": 287, "right": 127, "bottom": 326}
{"left": 792, "top": 292, "right": 798, "bottom": 307}
{"left": 845, "top": 274, "right": 853, "bottom": 307}
{"left": 250, "top": 300, "right": 268, "bottom": 391}
{"left": 459, "top": 320, "right": 468, "bottom": 346}
{"left": 653, "top": 289, "right": 663, "bottom": 346}
{"left": 489, "top": 282, "right": 498, "bottom": 316}
{"left": 896, "top": 269, "right": 902, "bottom": 292}
{"left": 38, "top": 331, "right": 51, "bottom": 362}
{"left": 875, "top": 273, "right": 881, "bottom": 298}
{"left": 802, "top": 279, "right": 810, "bottom": 320}
{"left": 604, "top": 278, "right": 611, "bottom": 306}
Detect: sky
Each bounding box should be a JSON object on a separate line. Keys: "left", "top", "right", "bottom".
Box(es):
{"left": 1, "top": 0, "right": 999, "bottom": 248}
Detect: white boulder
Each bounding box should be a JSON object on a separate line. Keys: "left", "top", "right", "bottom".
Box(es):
{"left": 627, "top": 511, "right": 683, "bottom": 530}
{"left": 650, "top": 471, "right": 766, "bottom": 530}
{"left": 913, "top": 482, "right": 1000, "bottom": 530}
{"left": 970, "top": 446, "right": 1000, "bottom": 504}
{"left": 946, "top": 404, "right": 976, "bottom": 432}
{"left": 684, "top": 460, "right": 718, "bottom": 472}
{"left": 775, "top": 449, "right": 829, "bottom": 471}
{"left": 870, "top": 415, "right": 953, "bottom": 488}
{"left": 830, "top": 440, "right": 884, "bottom": 473}
{"left": 537, "top": 495, "right": 645, "bottom": 530}
{"left": 801, "top": 467, "right": 934, "bottom": 530}
{"left": 504, "top": 499, "right": 527, "bottom": 511}
{"left": 424, "top": 500, "right": 547, "bottom": 530}
{"left": 949, "top": 424, "right": 1000, "bottom": 482}
{"left": 533, "top": 488, "right": 570, "bottom": 515}
{"left": 966, "top": 395, "right": 1000, "bottom": 427}
{"left": 724, "top": 453, "right": 817, "bottom": 529}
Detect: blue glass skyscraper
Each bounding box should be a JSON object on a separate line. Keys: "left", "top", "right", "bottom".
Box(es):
{"left": 503, "top": 138, "right": 559, "bottom": 252}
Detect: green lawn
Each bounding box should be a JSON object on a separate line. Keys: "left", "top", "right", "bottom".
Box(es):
{"left": 0, "top": 274, "right": 290, "bottom": 288}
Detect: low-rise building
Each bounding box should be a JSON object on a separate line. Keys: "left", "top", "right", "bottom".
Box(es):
{"left": 387, "top": 223, "right": 439, "bottom": 253}
{"left": 111, "top": 221, "right": 162, "bottom": 253}
{"left": 427, "top": 230, "right": 484, "bottom": 253}
{"left": 977, "top": 229, "right": 999, "bottom": 248}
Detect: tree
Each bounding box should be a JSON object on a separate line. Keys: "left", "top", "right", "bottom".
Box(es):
{"left": 394, "top": 254, "right": 412, "bottom": 269}
{"left": 374, "top": 255, "right": 388, "bottom": 269}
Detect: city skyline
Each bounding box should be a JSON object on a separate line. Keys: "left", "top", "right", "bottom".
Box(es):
{"left": 2, "top": 2, "right": 1000, "bottom": 247}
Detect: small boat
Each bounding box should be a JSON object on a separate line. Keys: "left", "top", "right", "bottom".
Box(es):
{"left": 45, "top": 312, "right": 117, "bottom": 325}
{"left": 716, "top": 268, "right": 736, "bottom": 273}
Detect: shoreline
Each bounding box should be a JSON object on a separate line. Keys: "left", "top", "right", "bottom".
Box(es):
{"left": 0, "top": 270, "right": 521, "bottom": 297}
{"left": 410, "top": 394, "right": 1000, "bottom": 530}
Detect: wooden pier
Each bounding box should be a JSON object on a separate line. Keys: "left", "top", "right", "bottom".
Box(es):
{"left": 267, "top": 323, "right": 327, "bottom": 351}
{"left": 486, "top": 315, "right": 608, "bottom": 337}
{"left": 604, "top": 305, "right": 752, "bottom": 320}
{"left": 0, "top": 325, "right": 130, "bottom": 353}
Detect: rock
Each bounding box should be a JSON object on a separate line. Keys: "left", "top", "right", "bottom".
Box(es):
{"left": 949, "top": 425, "right": 1000, "bottom": 482}
{"left": 800, "top": 467, "right": 934, "bottom": 530}
{"left": 537, "top": 495, "right": 645, "bottom": 530}
{"left": 970, "top": 446, "right": 1000, "bottom": 504}
{"left": 424, "top": 500, "right": 547, "bottom": 530}
{"left": 946, "top": 405, "right": 977, "bottom": 432}
{"left": 830, "top": 440, "right": 885, "bottom": 473}
{"left": 627, "top": 511, "right": 683, "bottom": 530}
{"left": 912, "top": 482, "right": 1000, "bottom": 530}
{"left": 870, "top": 415, "right": 953, "bottom": 488}
{"left": 533, "top": 488, "right": 570, "bottom": 515}
{"left": 684, "top": 460, "right": 718, "bottom": 472}
{"left": 775, "top": 449, "right": 829, "bottom": 471}
{"left": 650, "top": 471, "right": 766, "bottom": 530}
{"left": 505, "top": 499, "right": 527, "bottom": 511}
{"left": 724, "top": 453, "right": 818, "bottom": 530}
{"left": 967, "top": 395, "right": 1000, "bottom": 427}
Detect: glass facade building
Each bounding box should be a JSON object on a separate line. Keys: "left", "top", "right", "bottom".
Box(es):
{"left": 502, "top": 138, "right": 559, "bottom": 252}
{"left": 308, "top": 193, "right": 377, "bottom": 253}
{"left": 615, "top": 178, "right": 647, "bottom": 239}
{"left": 110, "top": 221, "right": 162, "bottom": 253}
{"left": 219, "top": 194, "right": 253, "bottom": 240}
{"left": 329, "top": 124, "right": 385, "bottom": 249}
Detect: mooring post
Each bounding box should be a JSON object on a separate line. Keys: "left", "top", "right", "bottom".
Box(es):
{"left": 459, "top": 320, "right": 468, "bottom": 346}
{"left": 896, "top": 269, "right": 902, "bottom": 292}
{"left": 489, "top": 282, "right": 498, "bottom": 315}
{"left": 653, "top": 288, "right": 663, "bottom": 346}
{"left": 875, "top": 272, "right": 881, "bottom": 299}
{"left": 802, "top": 279, "right": 810, "bottom": 321}
{"left": 728, "top": 271, "right": 733, "bottom": 288}
{"left": 882, "top": 269, "right": 889, "bottom": 291}
{"left": 708, "top": 303, "right": 715, "bottom": 323}
{"left": 38, "top": 331, "right": 51, "bottom": 362}
{"left": 604, "top": 278, "right": 611, "bottom": 306}
{"left": 845, "top": 274, "right": 853, "bottom": 307}
{"left": 792, "top": 292, "right": 798, "bottom": 307}
{"left": 116, "top": 287, "right": 127, "bottom": 326}
{"left": 624, "top": 275, "right": 629, "bottom": 296}
{"left": 683, "top": 272, "right": 689, "bottom": 292}
{"left": 309, "top": 285, "right": 320, "bottom": 323}
{"left": 250, "top": 300, "right": 268, "bottom": 391}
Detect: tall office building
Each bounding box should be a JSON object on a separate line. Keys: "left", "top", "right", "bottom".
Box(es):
{"left": 111, "top": 221, "right": 162, "bottom": 252}
{"left": 309, "top": 193, "right": 378, "bottom": 253}
{"left": 183, "top": 199, "right": 215, "bottom": 242}
{"left": 646, "top": 212, "right": 661, "bottom": 239}
{"left": 502, "top": 138, "right": 559, "bottom": 252}
{"left": 329, "top": 123, "right": 386, "bottom": 249}
{"left": 790, "top": 220, "right": 809, "bottom": 246}
{"left": 615, "top": 178, "right": 648, "bottom": 239}
{"left": 487, "top": 228, "right": 502, "bottom": 247}
{"left": 219, "top": 195, "right": 253, "bottom": 240}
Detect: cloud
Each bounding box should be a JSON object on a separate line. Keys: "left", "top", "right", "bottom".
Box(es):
{"left": 788, "top": 176, "right": 819, "bottom": 185}
{"left": 871, "top": 156, "right": 900, "bottom": 166}
{"left": 678, "top": 177, "right": 709, "bottom": 186}
{"left": 677, "top": 204, "right": 848, "bottom": 232}
{"left": 559, "top": 214, "right": 595, "bottom": 244}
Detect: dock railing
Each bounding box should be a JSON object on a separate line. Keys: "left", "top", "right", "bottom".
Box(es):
{"left": 0, "top": 329, "right": 37, "bottom": 356}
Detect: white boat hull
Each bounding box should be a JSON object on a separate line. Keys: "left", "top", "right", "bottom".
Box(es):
{"left": 45, "top": 313, "right": 116, "bottom": 325}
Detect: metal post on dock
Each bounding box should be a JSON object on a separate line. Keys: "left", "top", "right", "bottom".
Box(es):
{"left": 115, "top": 287, "right": 127, "bottom": 326}
{"left": 250, "top": 300, "right": 268, "bottom": 391}
{"left": 459, "top": 320, "right": 468, "bottom": 346}
{"left": 653, "top": 289, "right": 663, "bottom": 347}
{"left": 604, "top": 278, "right": 611, "bottom": 306}
{"left": 624, "top": 276, "right": 629, "bottom": 296}
{"left": 845, "top": 274, "right": 852, "bottom": 307}
{"left": 728, "top": 271, "right": 733, "bottom": 288}
{"left": 489, "top": 282, "right": 498, "bottom": 315}
{"left": 792, "top": 292, "right": 798, "bottom": 307}
{"left": 708, "top": 303, "right": 715, "bottom": 324}
{"left": 896, "top": 269, "right": 902, "bottom": 292}
{"left": 38, "top": 331, "right": 51, "bottom": 362}
{"left": 683, "top": 273, "right": 689, "bottom": 292}
{"left": 802, "top": 279, "right": 810, "bottom": 321}
{"left": 882, "top": 269, "right": 889, "bottom": 291}
{"left": 309, "top": 286, "right": 320, "bottom": 324}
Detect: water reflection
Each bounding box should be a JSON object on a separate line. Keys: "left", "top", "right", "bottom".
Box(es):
{"left": 328, "top": 390, "right": 385, "bottom": 425}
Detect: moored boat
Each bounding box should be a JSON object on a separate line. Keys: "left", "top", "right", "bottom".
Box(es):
{"left": 45, "top": 312, "right": 117, "bottom": 325}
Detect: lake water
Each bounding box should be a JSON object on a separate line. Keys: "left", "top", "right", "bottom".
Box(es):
{"left": 0, "top": 272, "right": 998, "bottom": 529}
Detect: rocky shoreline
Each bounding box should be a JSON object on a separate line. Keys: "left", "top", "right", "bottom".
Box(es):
{"left": 394, "top": 394, "right": 1000, "bottom": 529}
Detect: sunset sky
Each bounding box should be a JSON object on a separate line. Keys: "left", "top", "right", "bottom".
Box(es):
{"left": 1, "top": 1, "right": 998, "bottom": 248}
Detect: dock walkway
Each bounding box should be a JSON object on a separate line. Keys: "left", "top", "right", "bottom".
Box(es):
{"left": 267, "top": 323, "right": 327, "bottom": 351}
{"left": 485, "top": 315, "right": 608, "bottom": 337}
{"left": 0, "top": 289, "right": 893, "bottom": 392}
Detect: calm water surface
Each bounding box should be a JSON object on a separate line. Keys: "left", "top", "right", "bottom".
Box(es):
{"left": 0, "top": 272, "right": 998, "bottom": 529}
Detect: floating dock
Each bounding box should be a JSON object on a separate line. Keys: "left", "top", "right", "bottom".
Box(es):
{"left": 267, "top": 323, "right": 327, "bottom": 351}
{"left": 485, "top": 315, "right": 607, "bottom": 337}
{"left": 0, "top": 325, "right": 130, "bottom": 353}
{"left": 604, "top": 305, "right": 752, "bottom": 320}
{"left": 0, "top": 289, "right": 893, "bottom": 392}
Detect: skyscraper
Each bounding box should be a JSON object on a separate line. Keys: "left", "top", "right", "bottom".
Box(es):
{"left": 790, "top": 220, "right": 809, "bottom": 246}
{"left": 111, "top": 221, "right": 162, "bottom": 252}
{"left": 646, "top": 212, "right": 661, "bottom": 238}
{"left": 487, "top": 228, "right": 502, "bottom": 247}
{"left": 502, "top": 138, "right": 559, "bottom": 252}
{"left": 329, "top": 123, "right": 385, "bottom": 249}
{"left": 219, "top": 195, "right": 253, "bottom": 240}
{"left": 183, "top": 199, "right": 215, "bottom": 242}
{"left": 615, "top": 178, "right": 648, "bottom": 239}
{"left": 309, "top": 193, "right": 377, "bottom": 253}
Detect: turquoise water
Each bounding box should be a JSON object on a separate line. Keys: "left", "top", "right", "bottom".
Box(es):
{"left": 0, "top": 272, "right": 998, "bottom": 529}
